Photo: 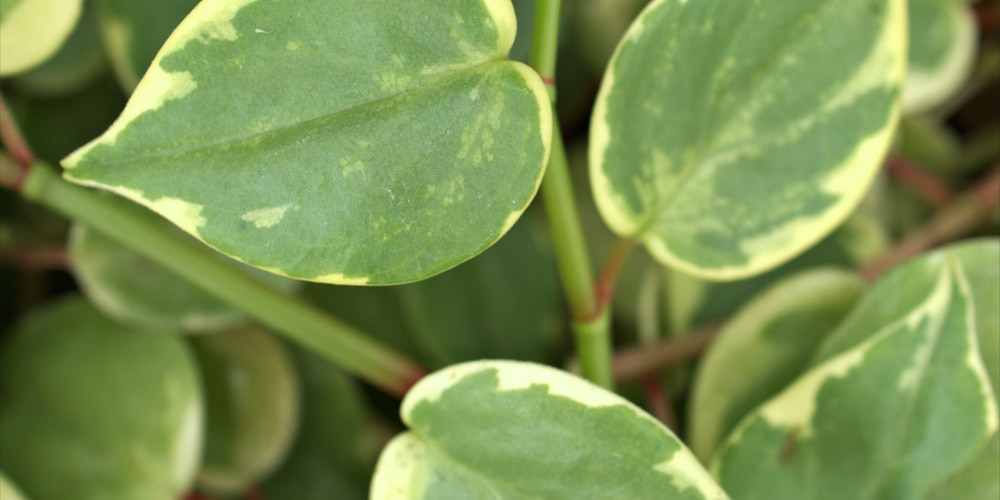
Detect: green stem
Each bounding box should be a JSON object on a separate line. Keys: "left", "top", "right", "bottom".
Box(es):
{"left": 15, "top": 160, "right": 426, "bottom": 396}
{"left": 529, "top": 0, "right": 615, "bottom": 389}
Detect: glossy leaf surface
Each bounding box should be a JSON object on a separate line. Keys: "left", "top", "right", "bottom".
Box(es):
{"left": 190, "top": 327, "right": 299, "bottom": 494}
{"left": 0, "top": 0, "right": 82, "bottom": 75}
{"left": 590, "top": 0, "right": 906, "bottom": 279}
{"left": 687, "top": 269, "right": 866, "bottom": 462}
{"left": 69, "top": 219, "right": 299, "bottom": 333}
{"left": 903, "top": 0, "right": 977, "bottom": 113}
{"left": 372, "top": 361, "right": 728, "bottom": 499}
{"left": 713, "top": 240, "right": 999, "bottom": 498}
{"left": 63, "top": 0, "right": 551, "bottom": 285}
{"left": 0, "top": 297, "right": 202, "bottom": 500}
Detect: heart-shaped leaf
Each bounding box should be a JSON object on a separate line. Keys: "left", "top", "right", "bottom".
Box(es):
{"left": 687, "top": 269, "right": 866, "bottom": 462}
{"left": 0, "top": 297, "right": 203, "bottom": 500}
{"left": 372, "top": 360, "right": 728, "bottom": 499}
{"left": 63, "top": 0, "right": 551, "bottom": 285}
{"left": 0, "top": 0, "right": 83, "bottom": 75}
{"left": 903, "top": 0, "right": 977, "bottom": 114}
{"left": 712, "top": 240, "right": 999, "bottom": 498}
{"left": 189, "top": 327, "right": 299, "bottom": 494}
{"left": 590, "top": 0, "right": 906, "bottom": 280}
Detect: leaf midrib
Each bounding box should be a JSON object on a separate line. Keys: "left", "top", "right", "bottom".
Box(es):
{"left": 81, "top": 57, "right": 511, "bottom": 168}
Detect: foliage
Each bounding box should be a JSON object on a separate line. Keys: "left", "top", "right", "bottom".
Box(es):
{"left": 1, "top": 0, "right": 997, "bottom": 499}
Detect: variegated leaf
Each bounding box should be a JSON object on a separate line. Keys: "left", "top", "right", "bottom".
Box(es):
{"left": 903, "top": 0, "right": 977, "bottom": 114}
{"left": 0, "top": 0, "right": 83, "bottom": 75}
{"left": 590, "top": 0, "right": 906, "bottom": 280}
{"left": 713, "top": 240, "right": 999, "bottom": 498}
{"left": 63, "top": 0, "right": 551, "bottom": 285}
{"left": 372, "top": 360, "right": 728, "bottom": 499}
{"left": 688, "top": 269, "right": 866, "bottom": 462}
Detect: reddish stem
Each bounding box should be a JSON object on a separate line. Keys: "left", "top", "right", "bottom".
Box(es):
{"left": 613, "top": 324, "right": 720, "bottom": 383}
{"left": 861, "top": 166, "right": 1000, "bottom": 281}
{"left": 886, "top": 155, "right": 954, "bottom": 208}
{"left": 593, "top": 238, "right": 636, "bottom": 316}
{"left": 0, "top": 97, "right": 34, "bottom": 169}
{"left": 642, "top": 374, "right": 678, "bottom": 431}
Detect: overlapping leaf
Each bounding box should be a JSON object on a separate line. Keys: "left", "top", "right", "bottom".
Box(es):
{"left": 0, "top": 297, "right": 203, "bottom": 500}
{"left": 63, "top": 0, "right": 551, "bottom": 285}
{"left": 903, "top": 0, "right": 977, "bottom": 113}
{"left": 688, "top": 269, "right": 865, "bottom": 462}
{"left": 69, "top": 219, "right": 299, "bottom": 333}
{"left": 372, "top": 361, "right": 728, "bottom": 499}
{"left": 712, "top": 240, "right": 999, "bottom": 498}
{"left": 0, "top": 0, "right": 82, "bottom": 75}
{"left": 189, "top": 327, "right": 299, "bottom": 494}
{"left": 590, "top": 0, "right": 906, "bottom": 279}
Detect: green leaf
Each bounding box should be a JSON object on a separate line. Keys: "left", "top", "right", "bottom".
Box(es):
{"left": 0, "top": 0, "right": 83, "bottom": 76}
{"left": 189, "top": 327, "right": 299, "bottom": 494}
{"left": 69, "top": 216, "right": 299, "bottom": 333}
{"left": 0, "top": 296, "right": 202, "bottom": 500}
{"left": 589, "top": 0, "right": 906, "bottom": 280}
{"left": 712, "top": 240, "right": 999, "bottom": 498}
{"left": 372, "top": 360, "right": 728, "bottom": 499}
{"left": 62, "top": 0, "right": 552, "bottom": 285}
{"left": 262, "top": 345, "right": 377, "bottom": 500}
{"left": 688, "top": 269, "right": 866, "bottom": 462}
{"left": 95, "top": 0, "right": 201, "bottom": 92}
{"left": 10, "top": 0, "right": 107, "bottom": 96}
{"left": 903, "top": 0, "right": 977, "bottom": 114}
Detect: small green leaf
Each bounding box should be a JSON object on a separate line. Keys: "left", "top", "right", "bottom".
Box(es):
{"left": 262, "top": 345, "right": 377, "bottom": 500}
{"left": 0, "top": 296, "right": 203, "bottom": 500}
{"left": 372, "top": 360, "right": 728, "bottom": 499}
{"left": 688, "top": 269, "right": 865, "bottom": 462}
{"left": 10, "top": 0, "right": 107, "bottom": 96}
{"left": 713, "top": 240, "right": 999, "bottom": 498}
{"left": 590, "top": 0, "right": 906, "bottom": 280}
{"left": 63, "top": 0, "right": 551, "bottom": 285}
{"left": 95, "top": 0, "right": 201, "bottom": 92}
{"left": 189, "top": 327, "right": 299, "bottom": 495}
{"left": 69, "top": 217, "right": 299, "bottom": 333}
{"left": 903, "top": 0, "right": 977, "bottom": 114}
{"left": 0, "top": 0, "right": 83, "bottom": 76}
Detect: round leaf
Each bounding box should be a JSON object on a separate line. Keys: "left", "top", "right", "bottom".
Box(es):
{"left": 62, "top": 0, "right": 552, "bottom": 285}
{"left": 190, "top": 327, "right": 300, "bottom": 494}
{"left": 0, "top": 297, "right": 203, "bottom": 500}
{"left": 372, "top": 360, "right": 728, "bottom": 499}
{"left": 589, "top": 0, "right": 906, "bottom": 280}
{"left": 0, "top": 0, "right": 83, "bottom": 76}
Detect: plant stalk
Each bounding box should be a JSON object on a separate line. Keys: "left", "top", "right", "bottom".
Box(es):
{"left": 13, "top": 160, "right": 426, "bottom": 396}
{"left": 530, "top": 0, "right": 615, "bottom": 389}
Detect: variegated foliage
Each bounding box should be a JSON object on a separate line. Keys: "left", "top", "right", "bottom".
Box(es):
{"left": 372, "top": 361, "right": 729, "bottom": 499}
{"left": 0, "top": 0, "right": 83, "bottom": 75}
{"left": 590, "top": 0, "right": 906, "bottom": 280}
{"left": 713, "top": 240, "right": 999, "bottom": 498}
{"left": 63, "top": 0, "right": 551, "bottom": 285}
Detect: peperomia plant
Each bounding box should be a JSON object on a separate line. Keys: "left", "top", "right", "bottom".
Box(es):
{"left": 0, "top": 0, "right": 997, "bottom": 499}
